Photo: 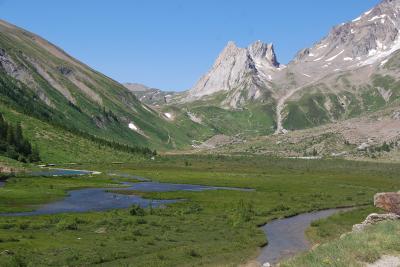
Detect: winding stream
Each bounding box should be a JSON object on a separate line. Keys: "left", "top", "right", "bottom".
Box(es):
{"left": 0, "top": 169, "right": 253, "bottom": 216}
{"left": 257, "top": 208, "right": 352, "bottom": 265}
{"left": 0, "top": 169, "right": 352, "bottom": 265}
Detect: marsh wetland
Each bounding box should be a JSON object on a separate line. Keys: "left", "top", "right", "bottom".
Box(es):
{"left": 0, "top": 155, "right": 399, "bottom": 266}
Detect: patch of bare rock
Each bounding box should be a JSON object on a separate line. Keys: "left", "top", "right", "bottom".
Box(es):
{"left": 366, "top": 255, "right": 400, "bottom": 267}
{"left": 352, "top": 213, "right": 400, "bottom": 232}
{"left": 194, "top": 135, "right": 244, "bottom": 149}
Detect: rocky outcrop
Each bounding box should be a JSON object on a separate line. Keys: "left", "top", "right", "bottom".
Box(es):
{"left": 393, "top": 111, "right": 400, "bottom": 120}
{"left": 352, "top": 213, "right": 400, "bottom": 232}
{"left": 124, "top": 83, "right": 175, "bottom": 106}
{"left": 374, "top": 192, "right": 400, "bottom": 215}
{"left": 0, "top": 48, "right": 33, "bottom": 84}
{"left": 366, "top": 255, "right": 400, "bottom": 267}
{"left": 184, "top": 40, "right": 279, "bottom": 108}
{"left": 351, "top": 191, "right": 400, "bottom": 233}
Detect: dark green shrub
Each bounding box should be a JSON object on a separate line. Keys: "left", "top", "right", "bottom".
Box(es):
{"left": 129, "top": 205, "right": 146, "bottom": 216}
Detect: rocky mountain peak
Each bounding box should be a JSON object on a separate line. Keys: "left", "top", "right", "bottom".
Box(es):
{"left": 212, "top": 41, "right": 243, "bottom": 67}
{"left": 184, "top": 40, "right": 279, "bottom": 104}
{"left": 248, "top": 40, "right": 280, "bottom": 67}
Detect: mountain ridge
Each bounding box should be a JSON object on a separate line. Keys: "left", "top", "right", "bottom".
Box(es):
{"left": 0, "top": 19, "right": 199, "bottom": 151}
{"left": 157, "top": 0, "right": 400, "bottom": 137}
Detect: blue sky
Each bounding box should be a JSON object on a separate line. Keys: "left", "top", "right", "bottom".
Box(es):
{"left": 1, "top": 0, "right": 380, "bottom": 91}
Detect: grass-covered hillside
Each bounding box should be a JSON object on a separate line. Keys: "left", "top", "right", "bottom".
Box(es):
{"left": 0, "top": 19, "right": 203, "bottom": 151}
{"left": 159, "top": 91, "right": 277, "bottom": 143}
{"left": 283, "top": 220, "right": 400, "bottom": 267}
{"left": 283, "top": 85, "right": 399, "bottom": 131}
{"left": 282, "top": 68, "right": 400, "bottom": 132}
{"left": 0, "top": 104, "right": 152, "bottom": 164}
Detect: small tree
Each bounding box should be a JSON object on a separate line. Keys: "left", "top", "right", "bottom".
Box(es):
{"left": 312, "top": 148, "right": 318, "bottom": 156}
{"left": 381, "top": 142, "right": 391, "bottom": 152}
{"left": 29, "top": 146, "right": 41, "bottom": 162}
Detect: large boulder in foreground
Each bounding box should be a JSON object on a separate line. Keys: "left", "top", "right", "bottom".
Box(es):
{"left": 374, "top": 192, "right": 400, "bottom": 215}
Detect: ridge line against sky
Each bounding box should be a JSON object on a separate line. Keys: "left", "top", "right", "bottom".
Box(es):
{"left": 1, "top": 0, "right": 380, "bottom": 91}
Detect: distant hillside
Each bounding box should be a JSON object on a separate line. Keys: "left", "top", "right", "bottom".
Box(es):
{"left": 0, "top": 20, "right": 198, "bottom": 152}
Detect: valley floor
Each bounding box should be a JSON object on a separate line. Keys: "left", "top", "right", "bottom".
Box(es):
{"left": 0, "top": 155, "right": 399, "bottom": 266}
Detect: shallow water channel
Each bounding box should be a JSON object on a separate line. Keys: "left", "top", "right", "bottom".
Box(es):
{"left": 1, "top": 169, "right": 351, "bottom": 265}
{"left": 1, "top": 169, "right": 253, "bottom": 216}
{"left": 257, "top": 208, "right": 352, "bottom": 265}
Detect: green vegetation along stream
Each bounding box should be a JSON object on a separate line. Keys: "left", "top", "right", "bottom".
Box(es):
{"left": 0, "top": 155, "right": 399, "bottom": 266}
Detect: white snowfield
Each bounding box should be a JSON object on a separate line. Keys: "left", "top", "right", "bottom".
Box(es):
{"left": 325, "top": 50, "right": 345, "bottom": 62}
{"left": 368, "top": 14, "right": 387, "bottom": 22}
{"left": 128, "top": 122, "right": 138, "bottom": 131}
{"left": 359, "top": 35, "right": 400, "bottom": 67}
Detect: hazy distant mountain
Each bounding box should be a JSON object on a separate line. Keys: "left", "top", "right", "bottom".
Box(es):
{"left": 124, "top": 83, "right": 176, "bottom": 106}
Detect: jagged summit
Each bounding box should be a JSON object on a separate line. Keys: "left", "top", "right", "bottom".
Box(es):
{"left": 248, "top": 40, "right": 280, "bottom": 68}
{"left": 184, "top": 40, "right": 280, "bottom": 107}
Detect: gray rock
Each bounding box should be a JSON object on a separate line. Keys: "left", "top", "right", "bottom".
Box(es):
{"left": 392, "top": 111, "right": 400, "bottom": 120}
{"left": 352, "top": 213, "right": 400, "bottom": 232}
{"left": 123, "top": 83, "right": 175, "bottom": 106}
{"left": 184, "top": 40, "right": 280, "bottom": 108}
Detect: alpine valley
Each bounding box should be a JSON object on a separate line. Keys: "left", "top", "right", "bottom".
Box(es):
{"left": 1, "top": 0, "right": 400, "bottom": 159}
{"left": 1, "top": 1, "right": 400, "bottom": 267}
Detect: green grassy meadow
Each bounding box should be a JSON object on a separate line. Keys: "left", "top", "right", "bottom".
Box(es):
{"left": 283, "top": 221, "right": 400, "bottom": 267}
{"left": 0, "top": 156, "right": 399, "bottom": 266}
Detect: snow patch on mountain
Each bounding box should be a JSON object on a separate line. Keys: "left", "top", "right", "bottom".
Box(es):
{"left": 128, "top": 122, "right": 138, "bottom": 131}
{"left": 326, "top": 50, "right": 345, "bottom": 62}
{"left": 359, "top": 35, "right": 400, "bottom": 67}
